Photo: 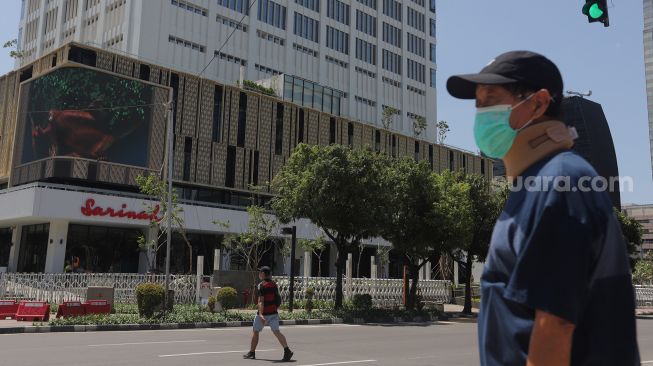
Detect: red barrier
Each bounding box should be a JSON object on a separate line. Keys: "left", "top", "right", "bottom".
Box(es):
{"left": 56, "top": 301, "right": 86, "bottom": 318}
{"left": 84, "top": 300, "right": 111, "bottom": 315}
{"left": 0, "top": 300, "right": 19, "bottom": 320}
{"left": 16, "top": 301, "right": 50, "bottom": 322}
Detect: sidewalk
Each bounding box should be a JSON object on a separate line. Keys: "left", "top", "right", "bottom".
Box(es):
{"left": 637, "top": 308, "right": 653, "bottom": 316}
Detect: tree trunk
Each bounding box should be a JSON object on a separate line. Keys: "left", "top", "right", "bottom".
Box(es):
{"left": 462, "top": 253, "right": 473, "bottom": 314}
{"left": 406, "top": 263, "right": 420, "bottom": 310}
{"left": 334, "top": 248, "right": 346, "bottom": 310}
{"left": 317, "top": 253, "right": 322, "bottom": 278}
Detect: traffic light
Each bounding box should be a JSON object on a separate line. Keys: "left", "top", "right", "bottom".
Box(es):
{"left": 582, "top": 0, "right": 609, "bottom": 27}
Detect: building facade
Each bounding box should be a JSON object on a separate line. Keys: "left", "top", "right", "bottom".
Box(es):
{"left": 623, "top": 203, "right": 653, "bottom": 253}
{"left": 0, "top": 42, "right": 492, "bottom": 276}
{"left": 16, "top": 0, "right": 438, "bottom": 140}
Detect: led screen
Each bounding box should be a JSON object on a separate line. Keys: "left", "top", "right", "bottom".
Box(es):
{"left": 20, "top": 67, "right": 157, "bottom": 167}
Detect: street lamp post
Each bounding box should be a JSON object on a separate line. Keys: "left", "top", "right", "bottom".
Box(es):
{"left": 281, "top": 226, "right": 297, "bottom": 312}
{"left": 164, "top": 95, "right": 174, "bottom": 311}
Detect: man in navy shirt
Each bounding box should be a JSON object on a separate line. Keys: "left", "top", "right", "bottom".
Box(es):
{"left": 447, "top": 51, "right": 640, "bottom": 365}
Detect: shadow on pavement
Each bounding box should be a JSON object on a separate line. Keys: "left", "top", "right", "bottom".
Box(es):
{"left": 253, "top": 359, "right": 297, "bottom": 363}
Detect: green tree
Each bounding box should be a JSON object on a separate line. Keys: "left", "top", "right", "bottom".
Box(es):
{"left": 412, "top": 116, "right": 427, "bottom": 138}
{"left": 442, "top": 172, "right": 508, "bottom": 314}
{"left": 615, "top": 208, "right": 643, "bottom": 267}
{"left": 3, "top": 39, "right": 24, "bottom": 59}
{"left": 299, "top": 235, "right": 327, "bottom": 277}
{"left": 272, "top": 144, "right": 388, "bottom": 309}
{"left": 222, "top": 205, "right": 278, "bottom": 293}
{"left": 376, "top": 245, "right": 391, "bottom": 279}
{"left": 436, "top": 120, "right": 450, "bottom": 145}
{"left": 381, "top": 106, "right": 399, "bottom": 130}
{"left": 633, "top": 251, "right": 653, "bottom": 284}
{"left": 379, "top": 158, "right": 443, "bottom": 309}
{"left": 136, "top": 173, "right": 194, "bottom": 274}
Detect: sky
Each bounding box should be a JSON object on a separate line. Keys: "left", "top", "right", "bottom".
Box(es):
{"left": 0, "top": 1, "right": 651, "bottom": 204}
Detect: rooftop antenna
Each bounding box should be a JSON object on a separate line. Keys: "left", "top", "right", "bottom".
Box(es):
{"left": 566, "top": 90, "right": 592, "bottom": 98}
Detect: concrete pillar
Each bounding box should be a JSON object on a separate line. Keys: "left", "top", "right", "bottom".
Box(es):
{"left": 138, "top": 226, "right": 158, "bottom": 273}
{"left": 346, "top": 253, "right": 352, "bottom": 280}
{"left": 7, "top": 225, "right": 22, "bottom": 273}
{"left": 453, "top": 261, "right": 459, "bottom": 286}
{"left": 425, "top": 261, "right": 432, "bottom": 281}
{"left": 222, "top": 250, "right": 231, "bottom": 271}
{"left": 214, "top": 249, "right": 221, "bottom": 271}
{"left": 303, "top": 250, "right": 312, "bottom": 278}
{"left": 44, "top": 220, "right": 69, "bottom": 273}
{"left": 346, "top": 253, "right": 353, "bottom": 298}
{"left": 370, "top": 256, "right": 377, "bottom": 279}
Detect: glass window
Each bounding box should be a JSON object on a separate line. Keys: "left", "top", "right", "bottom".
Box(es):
{"left": 284, "top": 76, "right": 294, "bottom": 100}
{"left": 314, "top": 85, "right": 323, "bottom": 111}
{"left": 293, "top": 78, "right": 303, "bottom": 104}
{"left": 303, "top": 81, "right": 314, "bottom": 107}
{"left": 323, "top": 88, "right": 333, "bottom": 114}
{"left": 333, "top": 94, "right": 341, "bottom": 116}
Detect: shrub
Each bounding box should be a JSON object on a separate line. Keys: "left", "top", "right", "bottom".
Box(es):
{"left": 351, "top": 294, "right": 373, "bottom": 311}
{"left": 207, "top": 295, "right": 217, "bottom": 313}
{"left": 305, "top": 288, "right": 315, "bottom": 313}
{"left": 135, "top": 283, "right": 165, "bottom": 317}
{"left": 216, "top": 287, "right": 238, "bottom": 310}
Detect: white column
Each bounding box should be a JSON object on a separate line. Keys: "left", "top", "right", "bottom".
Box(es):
{"left": 370, "top": 256, "right": 377, "bottom": 279}
{"left": 7, "top": 225, "right": 22, "bottom": 272}
{"left": 425, "top": 261, "right": 432, "bottom": 281}
{"left": 44, "top": 220, "right": 69, "bottom": 273}
{"left": 346, "top": 253, "right": 353, "bottom": 280}
{"left": 213, "top": 249, "right": 221, "bottom": 271}
{"left": 195, "top": 256, "right": 204, "bottom": 304}
{"left": 346, "top": 253, "right": 353, "bottom": 297}
{"left": 222, "top": 250, "right": 231, "bottom": 271}
{"left": 454, "top": 261, "right": 459, "bottom": 286}
{"left": 303, "top": 250, "right": 312, "bottom": 278}
{"left": 138, "top": 226, "right": 158, "bottom": 273}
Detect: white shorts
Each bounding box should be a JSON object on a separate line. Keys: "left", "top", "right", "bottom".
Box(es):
{"left": 253, "top": 313, "right": 280, "bottom": 332}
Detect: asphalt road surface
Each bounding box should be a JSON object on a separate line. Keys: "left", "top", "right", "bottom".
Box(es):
{"left": 1, "top": 319, "right": 652, "bottom": 366}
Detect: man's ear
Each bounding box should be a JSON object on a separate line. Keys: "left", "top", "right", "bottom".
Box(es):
{"left": 532, "top": 89, "right": 552, "bottom": 120}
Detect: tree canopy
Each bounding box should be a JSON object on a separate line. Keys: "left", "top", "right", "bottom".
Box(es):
{"left": 271, "top": 144, "right": 389, "bottom": 309}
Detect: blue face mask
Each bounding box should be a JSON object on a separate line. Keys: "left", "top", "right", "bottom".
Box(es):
{"left": 473, "top": 94, "right": 535, "bottom": 159}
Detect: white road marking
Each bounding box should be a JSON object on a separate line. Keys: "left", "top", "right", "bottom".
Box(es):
{"left": 88, "top": 340, "right": 206, "bottom": 347}
{"left": 641, "top": 361, "right": 653, "bottom": 364}
{"left": 298, "top": 361, "right": 377, "bottom": 366}
{"left": 159, "top": 349, "right": 275, "bottom": 358}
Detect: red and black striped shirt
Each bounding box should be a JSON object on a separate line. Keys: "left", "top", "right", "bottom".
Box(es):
{"left": 257, "top": 279, "right": 279, "bottom": 315}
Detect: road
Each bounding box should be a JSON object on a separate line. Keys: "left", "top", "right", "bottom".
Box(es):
{"left": 0, "top": 319, "right": 651, "bottom": 366}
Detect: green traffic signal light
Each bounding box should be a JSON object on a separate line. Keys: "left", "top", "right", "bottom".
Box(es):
{"left": 588, "top": 3, "right": 604, "bottom": 19}
{"left": 582, "top": 0, "right": 609, "bottom": 27}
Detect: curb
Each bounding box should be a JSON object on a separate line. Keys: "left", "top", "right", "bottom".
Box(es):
{"left": 0, "top": 318, "right": 344, "bottom": 334}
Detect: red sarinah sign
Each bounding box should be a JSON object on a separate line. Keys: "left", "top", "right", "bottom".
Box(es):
{"left": 81, "top": 198, "right": 162, "bottom": 221}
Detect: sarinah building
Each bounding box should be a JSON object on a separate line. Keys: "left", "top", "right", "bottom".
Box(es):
{"left": 0, "top": 42, "right": 492, "bottom": 276}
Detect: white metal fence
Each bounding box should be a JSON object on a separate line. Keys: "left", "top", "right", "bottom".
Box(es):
{"left": 273, "top": 276, "right": 452, "bottom": 306}
{"left": 2, "top": 273, "right": 651, "bottom": 309}
{"left": 0, "top": 273, "right": 197, "bottom": 304}
{"left": 636, "top": 285, "right": 653, "bottom": 308}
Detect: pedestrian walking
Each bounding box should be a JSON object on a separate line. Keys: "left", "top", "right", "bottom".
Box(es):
{"left": 243, "top": 266, "right": 293, "bottom": 362}
{"left": 447, "top": 50, "right": 640, "bottom": 365}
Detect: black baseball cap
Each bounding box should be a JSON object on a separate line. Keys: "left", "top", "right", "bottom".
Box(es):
{"left": 259, "top": 266, "right": 272, "bottom": 275}
{"left": 446, "top": 51, "right": 563, "bottom": 101}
